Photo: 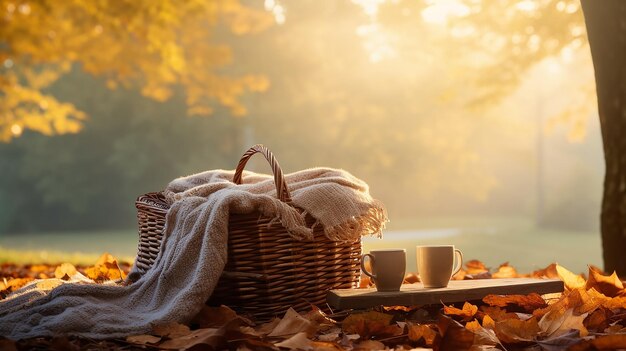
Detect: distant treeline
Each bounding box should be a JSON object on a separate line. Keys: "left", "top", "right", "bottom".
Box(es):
{"left": 0, "top": 71, "right": 247, "bottom": 232}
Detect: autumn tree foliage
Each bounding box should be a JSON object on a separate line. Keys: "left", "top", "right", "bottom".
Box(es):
{"left": 0, "top": 0, "right": 605, "bottom": 244}
{"left": 0, "top": 0, "right": 272, "bottom": 142}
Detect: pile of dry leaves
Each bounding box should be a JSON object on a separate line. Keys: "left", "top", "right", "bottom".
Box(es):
{"left": 2, "top": 255, "right": 626, "bottom": 350}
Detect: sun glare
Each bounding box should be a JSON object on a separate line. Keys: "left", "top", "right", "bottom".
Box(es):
{"left": 351, "top": 0, "right": 387, "bottom": 17}
{"left": 352, "top": 0, "right": 397, "bottom": 63}
{"left": 264, "top": 0, "right": 286, "bottom": 25}
{"left": 515, "top": 0, "right": 537, "bottom": 12}
{"left": 421, "top": 0, "right": 470, "bottom": 25}
{"left": 10, "top": 124, "right": 22, "bottom": 136}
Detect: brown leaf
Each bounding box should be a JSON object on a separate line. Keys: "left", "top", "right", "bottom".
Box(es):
{"left": 302, "top": 306, "right": 336, "bottom": 325}
{"left": 438, "top": 314, "right": 474, "bottom": 351}
{"left": 494, "top": 317, "right": 540, "bottom": 344}
{"left": 234, "top": 337, "right": 280, "bottom": 351}
{"left": 465, "top": 260, "right": 489, "bottom": 275}
{"left": 534, "top": 288, "right": 606, "bottom": 320}
{"left": 586, "top": 266, "right": 625, "bottom": 298}
{"left": 152, "top": 322, "right": 191, "bottom": 338}
{"left": 483, "top": 293, "right": 547, "bottom": 313}
{"left": 354, "top": 340, "right": 386, "bottom": 350}
{"left": 586, "top": 307, "right": 610, "bottom": 332}
{"left": 159, "top": 328, "right": 225, "bottom": 350}
{"left": 317, "top": 330, "right": 341, "bottom": 342}
{"left": 556, "top": 264, "right": 586, "bottom": 291}
{"left": 342, "top": 311, "right": 400, "bottom": 340}
{"left": 126, "top": 334, "right": 161, "bottom": 345}
{"left": 568, "top": 334, "right": 626, "bottom": 350}
{"left": 573, "top": 288, "right": 609, "bottom": 315}
{"left": 268, "top": 308, "right": 316, "bottom": 338}
{"left": 479, "top": 306, "right": 520, "bottom": 322}
{"left": 383, "top": 305, "right": 418, "bottom": 312}
{"left": 0, "top": 339, "right": 17, "bottom": 351}
{"left": 466, "top": 319, "right": 500, "bottom": 348}
{"left": 492, "top": 262, "right": 518, "bottom": 279}
{"left": 407, "top": 322, "right": 437, "bottom": 346}
{"left": 359, "top": 275, "right": 372, "bottom": 289}
{"left": 532, "top": 263, "right": 559, "bottom": 279}
{"left": 191, "top": 305, "right": 251, "bottom": 329}
{"left": 452, "top": 268, "right": 467, "bottom": 280}
{"left": 309, "top": 341, "right": 344, "bottom": 351}
{"left": 404, "top": 272, "right": 419, "bottom": 284}
{"left": 536, "top": 329, "right": 582, "bottom": 351}
{"left": 603, "top": 295, "right": 626, "bottom": 310}
{"left": 275, "top": 332, "right": 312, "bottom": 350}
{"left": 444, "top": 302, "right": 478, "bottom": 321}
{"left": 49, "top": 336, "right": 79, "bottom": 351}
{"left": 342, "top": 311, "right": 392, "bottom": 334}
{"left": 605, "top": 324, "right": 626, "bottom": 334}
{"left": 538, "top": 307, "right": 588, "bottom": 338}
{"left": 255, "top": 318, "right": 281, "bottom": 335}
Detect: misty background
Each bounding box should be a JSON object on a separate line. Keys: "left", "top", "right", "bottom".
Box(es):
{"left": 0, "top": 0, "right": 602, "bottom": 273}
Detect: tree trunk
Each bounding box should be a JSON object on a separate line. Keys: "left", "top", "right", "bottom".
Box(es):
{"left": 582, "top": 0, "right": 626, "bottom": 276}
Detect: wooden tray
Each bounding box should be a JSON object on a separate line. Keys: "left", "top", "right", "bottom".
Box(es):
{"left": 327, "top": 278, "right": 564, "bottom": 310}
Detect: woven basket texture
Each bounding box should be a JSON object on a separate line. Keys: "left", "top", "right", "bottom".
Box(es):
{"left": 134, "top": 145, "right": 362, "bottom": 321}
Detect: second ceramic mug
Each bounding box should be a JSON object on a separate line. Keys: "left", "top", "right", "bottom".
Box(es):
{"left": 361, "top": 249, "right": 406, "bottom": 292}
{"left": 416, "top": 245, "right": 463, "bottom": 288}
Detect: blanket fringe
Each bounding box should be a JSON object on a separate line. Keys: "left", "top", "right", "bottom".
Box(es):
{"left": 323, "top": 201, "right": 388, "bottom": 242}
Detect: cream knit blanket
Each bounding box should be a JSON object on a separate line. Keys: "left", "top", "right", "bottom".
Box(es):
{"left": 0, "top": 167, "right": 386, "bottom": 340}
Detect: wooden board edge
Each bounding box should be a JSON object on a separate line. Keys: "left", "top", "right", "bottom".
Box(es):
{"left": 327, "top": 279, "right": 564, "bottom": 310}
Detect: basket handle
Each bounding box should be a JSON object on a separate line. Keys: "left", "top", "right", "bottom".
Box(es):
{"left": 233, "top": 144, "right": 292, "bottom": 203}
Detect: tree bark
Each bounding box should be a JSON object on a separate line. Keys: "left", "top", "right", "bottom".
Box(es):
{"left": 582, "top": 0, "right": 626, "bottom": 276}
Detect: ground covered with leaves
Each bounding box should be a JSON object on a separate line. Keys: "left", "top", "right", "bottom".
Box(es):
{"left": 2, "top": 255, "right": 626, "bottom": 350}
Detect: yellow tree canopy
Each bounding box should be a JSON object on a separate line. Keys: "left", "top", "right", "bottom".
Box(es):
{"left": 0, "top": 0, "right": 272, "bottom": 142}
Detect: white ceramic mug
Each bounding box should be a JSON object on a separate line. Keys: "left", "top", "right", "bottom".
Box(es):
{"left": 361, "top": 249, "right": 406, "bottom": 292}
{"left": 416, "top": 245, "right": 463, "bottom": 288}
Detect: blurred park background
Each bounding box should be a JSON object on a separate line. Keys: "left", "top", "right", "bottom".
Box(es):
{"left": 0, "top": 0, "right": 602, "bottom": 274}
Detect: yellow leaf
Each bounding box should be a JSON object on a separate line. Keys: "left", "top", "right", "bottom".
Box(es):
{"left": 492, "top": 262, "right": 518, "bottom": 278}
{"left": 408, "top": 323, "right": 437, "bottom": 345}
{"left": 482, "top": 315, "right": 496, "bottom": 329}
{"left": 444, "top": 301, "right": 478, "bottom": 320}
{"left": 84, "top": 253, "right": 126, "bottom": 281}
{"left": 54, "top": 263, "right": 77, "bottom": 280}
{"left": 556, "top": 264, "right": 586, "bottom": 291}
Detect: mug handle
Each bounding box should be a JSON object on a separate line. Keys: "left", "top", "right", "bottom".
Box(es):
{"left": 451, "top": 249, "right": 464, "bottom": 277}
{"left": 361, "top": 253, "right": 377, "bottom": 280}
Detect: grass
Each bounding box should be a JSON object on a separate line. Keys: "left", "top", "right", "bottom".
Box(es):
{"left": 0, "top": 216, "right": 602, "bottom": 274}
{"left": 0, "top": 229, "right": 137, "bottom": 265}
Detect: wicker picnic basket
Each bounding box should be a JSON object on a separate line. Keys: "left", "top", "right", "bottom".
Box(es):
{"left": 134, "top": 145, "right": 362, "bottom": 321}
